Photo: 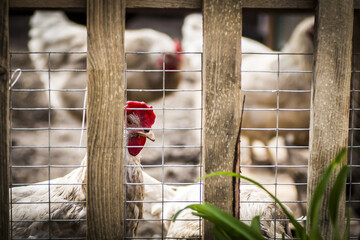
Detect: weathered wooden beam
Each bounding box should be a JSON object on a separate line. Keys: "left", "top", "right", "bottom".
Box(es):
{"left": 8, "top": 0, "right": 360, "bottom": 9}
{"left": 243, "top": 0, "right": 314, "bottom": 9}
{"left": 0, "top": 0, "right": 9, "bottom": 239}
{"left": 86, "top": 0, "right": 125, "bottom": 239}
{"left": 9, "top": 0, "right": 200, "bottom": 9}
{"left": 349, "top": 11, "right": 360, "bottom": 222}
{"left": 307, "top": 0, "right": 353, "bottom": 238}
{"left": 10, "top": 0, "right": 85, "bottom": 9}
{"left": 202, "top": 0, "right": 242, "bottom": 239}
{"left": 128, "top": 0, "right": 200, "bottom": 8}
{"left": 356, "top": 1, "right": 360, "bottom": 9}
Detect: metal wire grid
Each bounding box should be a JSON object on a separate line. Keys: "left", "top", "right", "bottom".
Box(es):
{"left": 7, "top": 50, "right": 360, "bottom": 239}
{"left": 8, "top": 50, "right": 204, "bottom": 239}
{"left": 9, "top": 51, "right": 87, "bottom": 240}
{"left": 124, "top": 51, "right": 203, "bottom": 239}
{"left": 348, "top": 52, "right": 360, "bottom": 239}
{"left": 239, "top": 52, "right": 311, "bottom": 240}
{"left": 240, "top": 51, "right": 360, "bottom": 239}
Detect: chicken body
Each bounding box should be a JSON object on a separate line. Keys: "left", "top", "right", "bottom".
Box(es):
{"left": 11, "top": 101, "right": 156, "bottom": 239}
{"left": 181, "top": 13, "right": 272, "bottom": 84}
{"left": 182, "top": 13, "right": 272, "bottom": 55}
{"left": 242, "top": 17, "right": 314, "bottom": 147}
{"left": 124, "top": 28, "right": 183, "bottom": 102}
{"left": 11, "top": 158, "right": 87, "bottom": 238}
{"left": 144, "top": 13, "right": 275, "bottom": 165}
{"left": 142, "top": 172, "right": 292, "bottom": 239}
{"left": 28, "top": 11, "right": 182, "bottom": 121}
{"left": 181, "top": 14, "right": 314, "bottom": 158}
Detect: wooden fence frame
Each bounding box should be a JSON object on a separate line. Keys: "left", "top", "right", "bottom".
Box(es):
{"left": 0, "top": 0, "right": 358, "bottom": 239}
{"left": 0, "top": 0, "right": 9, "bottom": 238}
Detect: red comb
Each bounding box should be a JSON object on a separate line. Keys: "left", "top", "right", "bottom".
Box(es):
{"left": 174, "top": 38, "right": 182, "bottom": 52}
{"left": 173, "top": 38, "right": 183, "bottom": 62}
{"left": 125, "top": 101, "right": 156, "bottom": 128}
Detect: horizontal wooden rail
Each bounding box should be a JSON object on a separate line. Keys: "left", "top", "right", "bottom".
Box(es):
{"left": 9, "top": 0, "right": 360, "bottom": 9}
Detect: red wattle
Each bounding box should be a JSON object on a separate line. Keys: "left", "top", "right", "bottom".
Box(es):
{"left": 128, "top": 136, "right": 146, "bottom": 156}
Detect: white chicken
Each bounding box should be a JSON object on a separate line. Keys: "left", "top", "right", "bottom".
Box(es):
{"left": 181, "top": 14, "right": 314, "bottom": 163}
{"left": 182, "top": 13, "right": 272, "bottom": 55}
{"left": 241, "top": 17, "right": 314, "bottom": 150}
{"left": 142, "top": 172, "right": 293, "bottom": 239}
{"left": 28, "top": 11, "right": 182, "bottom": 121}
{"left": 141, "top": 13, "right": 275, "bottom": 166}
{"left": 181, "top": 13, "right": 272, "bottom": 84}
{"left": 10, "top": 101, "right": 156, "bottom": 238}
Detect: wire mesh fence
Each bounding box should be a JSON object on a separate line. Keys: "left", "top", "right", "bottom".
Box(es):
{"left": 8, "top": 49, "right": 204, "bottom": 239}
{"left": 123, "top": 51, "right": 203, "bottom": 239}
{"left": 9, "top": 51, "right": 87, "bottom": 240}
{"left": 239, "top": 51, "right": 311, "bottom": 239}
{"left": 7, "top": 12, "right": 360, "bottom": 240}
{"left": 348, "top": 52, "right": 360, "bottom": 239}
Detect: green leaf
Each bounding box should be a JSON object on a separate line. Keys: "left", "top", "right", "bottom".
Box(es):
{"left": 173, "top": 203, "right": 266, "bottom": 240}
{"left": 333, "top": 148, "right": 348, "bottom": 165}
{"left": 199, "top": 171, "right": 306, "bottom": 239}
{"left": 187, "top": 148, "right": 348, "bottom": 240}
{"left": 250, "top": 216, "right": 262, "bottom": 235}
{"left": 343, "top": 208, "right": 351, "bottom": 240}
{"left": 307, "top": 148, "right": 347, "bottom": 239}
{"left": 329, "top": 166, "right": 349, "bottom": 225}
{"left": 212, "top": 225, "right": 234, "bottom": 240}
{"left": 329, "top": 165, "right": 349, "bottom": 240}
{"left": 308, "top": 165, "right": 332, "bottom": 239}
{"left": 172, "top": 206, "right": 184, "bottom": 221}
{"left": 195, "top": 203, "right": 266, "bottom": 240}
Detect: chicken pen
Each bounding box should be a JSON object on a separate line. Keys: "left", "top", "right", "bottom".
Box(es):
{"left": 0, "top": 0, "right": 360, "bottom": 239}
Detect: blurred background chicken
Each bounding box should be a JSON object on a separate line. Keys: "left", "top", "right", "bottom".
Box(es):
{"left": 181, "top": 13, "right": 272, "bottom": 84}
{"left": 242, "top": 16, "right": 314, "bottom": 151}
{"left": 9, "top": 9, "right": 359, "bottom": 238}
{"left": 11, "top": 101, "right": 156, "bottom": 238}
{"left": 179, "top": 14, "right": 314, "bottom": 215}
{"left": 28, "top": 11, "right": 183, "bottom": 121}
{"left": 240, "top": 16, "right": 314, "bottom": 214}
{"left": 180, "top": 14, "right": 314, "bottom": 152}
{"left": 142, "top": 172, "right": 293, "bottom": 239}
{"left": 145, "top": 13, "right": 276, "bottom": 167}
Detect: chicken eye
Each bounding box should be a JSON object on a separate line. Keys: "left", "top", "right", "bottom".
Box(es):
{"left": 127, "top": 119, "right": 132, "bottom": 125}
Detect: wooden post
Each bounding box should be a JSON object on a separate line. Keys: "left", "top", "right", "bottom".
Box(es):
{"left": 87, "top": 0, "right": 126, "bottom": 238}
{"left": 0, "top": 0, "right": 9, "bottom": 239}
{"left": 202, "top": 0, "right": 242, "bottom": 238}
{"left": 307, "top": 0, "right": 353, "bottom": 238}
{"left": 349, "top": 10, "right": 360, "bottom": 219}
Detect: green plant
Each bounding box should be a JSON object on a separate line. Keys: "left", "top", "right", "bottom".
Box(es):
{"left": 173, "top": 148, "right": 355, "bottom": 240}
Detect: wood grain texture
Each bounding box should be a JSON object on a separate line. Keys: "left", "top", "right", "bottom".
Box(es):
{"left": 243, "top": 0, "right": 314, "bottom": 9}
{"left": 202, "top": 0, "right": 242, "bottom": 239}
{"left": 127, "top": 0, "right": 200, "bottom": 8}
{"left": 10, "top": 0, "right": 86, "bottom": 9}
{"left": 307, "top": 0, "right": 353, "bottom": 238}
{"left": 356, "top": 0, "right": 360, "bottom": 9}
{"left": 9, "top": 0, "right": 200, "bottom": 9}
{"left": 86, "top": 0, "right": 126, "bottom": 239}
{"left": 11, "top": 0, "right": 360, "bottom": 9}
{"left": 0, "top": 0, "right": 9, "bottom": 239}
{"left": 349, "top": 12, "right": 360, "bottom": 219}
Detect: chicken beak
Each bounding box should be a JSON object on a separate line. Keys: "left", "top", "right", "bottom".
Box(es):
{"left": 137, "top": 130, "right": 155, "bottom": 142}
